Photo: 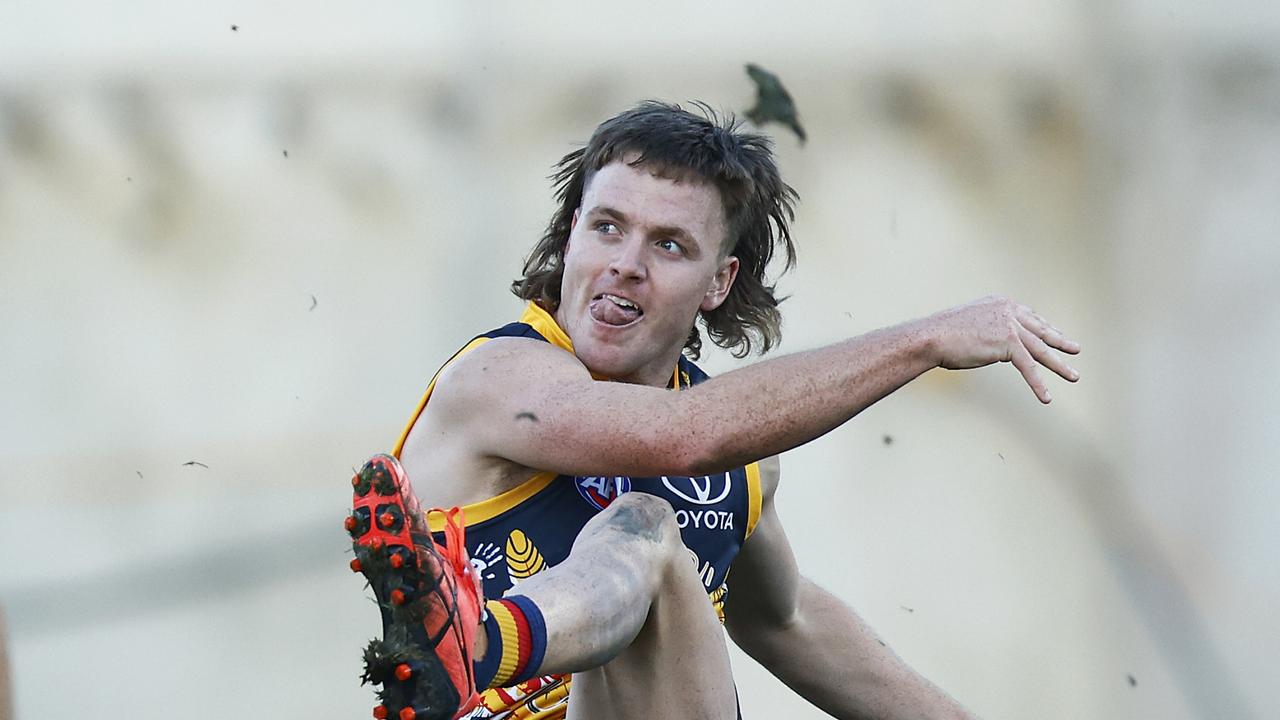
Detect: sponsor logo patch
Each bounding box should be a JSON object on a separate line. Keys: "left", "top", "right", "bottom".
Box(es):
{"left": 673, "top": 508, "right": 735, "bottom": 531}
{"left": 661, "top": 472, "right": 733, "bottom": 506}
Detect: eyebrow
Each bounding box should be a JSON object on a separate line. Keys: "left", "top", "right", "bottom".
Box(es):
{"left": 587, "top": 205, "right": 699, "bottom": 247}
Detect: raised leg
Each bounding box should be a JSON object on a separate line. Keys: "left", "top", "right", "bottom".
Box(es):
{"left": 513, "top": 492, "right": 738, "bottom": 720}
{"left": 349, "top": 457, "right": 736, "bottom": 720}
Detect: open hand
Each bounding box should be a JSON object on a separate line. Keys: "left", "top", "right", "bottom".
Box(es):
{"left": 924, "top": 295, "right": 1081, "bottom": 403}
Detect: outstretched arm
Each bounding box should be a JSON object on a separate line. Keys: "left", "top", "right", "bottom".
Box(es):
{"left": 724, "top": 457, "right": 976, "bottom": 720}
{"left": 430, "top": 296, "right": 1080, "bottom": 478}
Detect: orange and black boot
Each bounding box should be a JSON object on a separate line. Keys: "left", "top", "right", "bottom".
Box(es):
{"left": 347, "top": 454, "right": 484, "bottom": 720}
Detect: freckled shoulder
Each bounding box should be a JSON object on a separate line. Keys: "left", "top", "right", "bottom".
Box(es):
{"left": 434, "top": 335, "right": 589, "bottom": 392}
{"left": 395, "top": 335, "right": 581, "bottom": 458}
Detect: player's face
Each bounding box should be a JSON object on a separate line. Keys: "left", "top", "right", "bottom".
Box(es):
{"left": 555, "top": 159, "right": 739, "bottom": 386}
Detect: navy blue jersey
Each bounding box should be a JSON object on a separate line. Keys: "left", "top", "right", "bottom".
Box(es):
{"left": 392, "top": 302, "right": 761, "bottom": 718}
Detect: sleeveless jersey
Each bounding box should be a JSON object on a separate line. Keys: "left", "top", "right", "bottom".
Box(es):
{"left": 392, "top": 302, "right": 762, "bottom": 719}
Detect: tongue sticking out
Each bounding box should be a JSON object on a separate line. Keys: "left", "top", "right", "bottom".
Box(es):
{"left": 589, "top": 297, "right": 642, "bottom": 326}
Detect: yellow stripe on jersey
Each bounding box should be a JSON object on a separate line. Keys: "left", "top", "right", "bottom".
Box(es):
{"left": 487, "top": 601, "right": 523, "bottom": 687}
{"left": 425, "top": 471, "right": 558, "bottom": 532}
{"left": 519, "top": 302, "right": 573, "bottom": 353}
{"left": 744, "top": 461, "right": 763, "bottom": 540}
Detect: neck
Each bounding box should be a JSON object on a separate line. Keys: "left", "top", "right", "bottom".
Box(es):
{"left": 610, "top": 349, "right": 685, "bottom": 388}
{"left": 542, "top": 302, "right": 684, "bottom": 389}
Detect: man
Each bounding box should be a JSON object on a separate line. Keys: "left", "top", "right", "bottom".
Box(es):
{"left": 347, "top": 101, "right": 1079, "bottom": 720}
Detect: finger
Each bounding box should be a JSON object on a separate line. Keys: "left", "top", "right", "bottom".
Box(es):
{"left": 1020, "top": 309, "right": 1081, "bottom": 355}
{"left": 1009, "top": 342, "right": 1051, "bottom": 403}
{"left": 1018, "top": 325, "right": 1080, "bottom": 382}
{"left": 1040, "top": 322, "right": 1081, "bottom": 355}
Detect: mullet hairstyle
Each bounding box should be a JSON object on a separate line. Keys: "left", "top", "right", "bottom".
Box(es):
{"left": 511, "top": 101, "right": 798, "bottom": 360}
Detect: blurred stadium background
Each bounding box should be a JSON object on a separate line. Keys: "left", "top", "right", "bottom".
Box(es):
{"left": 2, "top": 2, "right": 1278, "bottom": 718}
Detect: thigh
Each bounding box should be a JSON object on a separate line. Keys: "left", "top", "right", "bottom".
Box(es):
{"left": 565, "top": 553, "right": 738, "bottom": 720}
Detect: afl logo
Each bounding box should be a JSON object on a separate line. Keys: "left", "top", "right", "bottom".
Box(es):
{"left": 661, "top": 473, "right": 732, "bottom": 506}
{"left": 575, "top": 476, "right": 632, "bottom": 510}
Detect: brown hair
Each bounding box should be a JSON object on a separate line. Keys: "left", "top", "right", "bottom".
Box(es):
{"left": 511, "top": 101, "right": 798, "bottom": 359}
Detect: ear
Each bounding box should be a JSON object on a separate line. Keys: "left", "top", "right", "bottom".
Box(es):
{"left": 700, "top": 255, "right": 740, "bottom": 312}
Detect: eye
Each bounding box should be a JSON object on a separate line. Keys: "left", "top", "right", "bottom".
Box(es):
{"left": 594, "top": 221, "right": 620, "bottom": 235}
{"left": 657, "top": 238, "right": 684, "bottom": 255}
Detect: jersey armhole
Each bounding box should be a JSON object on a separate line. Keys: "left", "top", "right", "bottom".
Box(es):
{"left": 426, "top": 471, "right": 559, "bottom": 532}
{"left": 392, "top": 336, "right": 491, "bottom": 458}
{"left": 744, "top": 461, "right": 763, "bottom": 540}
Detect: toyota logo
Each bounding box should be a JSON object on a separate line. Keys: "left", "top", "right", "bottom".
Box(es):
{"left": 660, "top": 473, "right": 732, "bottom": 506}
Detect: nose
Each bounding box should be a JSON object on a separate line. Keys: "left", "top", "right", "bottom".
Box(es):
{"left": 607, "top": 237, "right": 647, "bottom": 282}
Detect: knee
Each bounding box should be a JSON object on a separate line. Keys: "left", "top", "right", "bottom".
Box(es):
{"left": 612, "top": 490, "right": 673, "bottom": 520}
{"left": 576, "top": 493, "right": 695, "bottom": 600}
{"left": 604, "top": 492, "right": 679, "bottom": 544}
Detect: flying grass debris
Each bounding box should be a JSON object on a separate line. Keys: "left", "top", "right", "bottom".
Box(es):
{"left": 744, "top": 63, "right": 806, "bottom": 144}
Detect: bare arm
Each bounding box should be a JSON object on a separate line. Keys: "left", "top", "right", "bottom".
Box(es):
{"left": 432, "top": 295, "right": 1078, "bottom": 478}
{"left": 724, "top": 457, "right": 976, "bottom": 720}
